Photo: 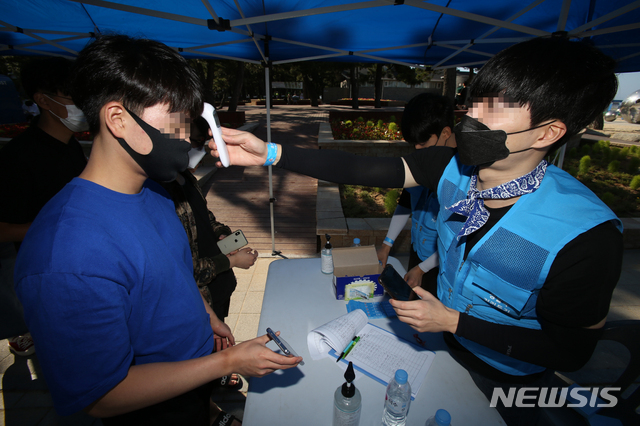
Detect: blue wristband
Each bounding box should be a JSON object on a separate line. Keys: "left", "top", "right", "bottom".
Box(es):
{"left": 263, "top": 142, "right": 278, "bottom": 166}
{"left": 384, "top": 237, "right": 394, "bottom": 246}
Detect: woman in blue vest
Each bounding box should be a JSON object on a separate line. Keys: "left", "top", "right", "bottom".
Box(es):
{"left": 378, "top": 93, "right": 455, "bottom": 297}
{"left": 213, "top": 37, "right": 623, "bottom": 426}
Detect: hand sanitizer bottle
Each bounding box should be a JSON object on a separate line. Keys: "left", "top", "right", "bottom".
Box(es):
{"left": 321, "top": 233, "right": 334, "bottom": 274}
{"left": 333, "top": 362, "right": 361, "bottom": 426}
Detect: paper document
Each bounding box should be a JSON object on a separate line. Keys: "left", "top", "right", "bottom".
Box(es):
{"left": 307, "top": 309, "right": 435, "bottom": 398}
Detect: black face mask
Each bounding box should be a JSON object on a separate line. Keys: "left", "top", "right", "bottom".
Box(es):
{"left": 454, "top": 115, "right": 555, "bottom": 167}
{"left": 116, "top": 107, "right": 191, "bottom": 182}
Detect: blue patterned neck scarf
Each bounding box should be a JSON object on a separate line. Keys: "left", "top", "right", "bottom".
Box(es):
{"left": 446, "top": 160, "right": 548, "bottom": 239}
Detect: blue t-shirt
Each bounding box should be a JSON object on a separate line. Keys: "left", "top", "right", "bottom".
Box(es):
{"left": 14, "top": 178, "right": 214, "bottom": 415}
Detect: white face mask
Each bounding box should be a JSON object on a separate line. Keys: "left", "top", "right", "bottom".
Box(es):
{"left": 187, "top": 146, "right": 207, "bottom": 169}
{"left": 45, "top": 95, "right": 90, "bottom": 132}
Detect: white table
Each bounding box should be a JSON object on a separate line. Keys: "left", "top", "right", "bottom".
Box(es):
{"left": 243, "top": 257, "right": 505, "bottom": 425}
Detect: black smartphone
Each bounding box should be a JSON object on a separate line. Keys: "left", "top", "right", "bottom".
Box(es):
{"left": 378, "top": 264, "right": 413, "bottom": 301}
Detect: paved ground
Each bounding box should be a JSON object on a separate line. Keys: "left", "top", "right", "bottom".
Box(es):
{"left": 2, "top": 105, "right": 639, "bottom": 425}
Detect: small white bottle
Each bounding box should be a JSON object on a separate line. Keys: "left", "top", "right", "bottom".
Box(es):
{"left": 352, "top": 238, "right": 361, "bottom": 247}
{"left": 381, "top": 369, "right": 411, "bottom": 426}
{"left": 333, "top": 362, "right": 361, "bottom": 426}
{"left": 322, "top": 234, "right": 334, "bottom": 274}
{"left": 425, "top": 409, "right": 451, "bottom": 426}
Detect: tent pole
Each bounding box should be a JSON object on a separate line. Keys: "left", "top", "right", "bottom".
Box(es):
{"left": 265, "top": 65, "right": 284, "bottom": 258}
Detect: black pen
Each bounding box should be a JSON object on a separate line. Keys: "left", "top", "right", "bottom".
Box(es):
{"left": 336, "top": 336, "right": 358, "bottom": 363}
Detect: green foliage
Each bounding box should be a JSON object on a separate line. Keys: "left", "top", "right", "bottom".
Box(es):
{"left": 389, "top": 115, "right": 396, "bottom": 123}
{"left": 388, "top": 122, "right": 398, "bottom": 133}
{"left": 598, "top": 140, "right": 611, "bottom": 149}
{"left": 600, "top": 192, "right": 616, "bottom": 207}
{"left": 631, "top": 175, "right": 640, "bottom": 190}
{"left": 366, "top": 120, "right": 375, "bottom": 127}
{"left": 580, "top": 144, "right": 591, "bottom": 156}
{"left": 628, "top": 157, "right": 640, "bottom": 174}
{"left": 591, "top": 143, "right": 602, "bottom": 156}
{"left": 620, "top": 147, "right": 631, "bottom": 158}
{"left": 376, "top": 119, "right": 384, "bottom": 128}
{"left": 600, "top": 147, "right": 611, "bottom": 162}
{"left": 630, "top": 146, "right": 640, "bottom": 155}
{"left": 343, "top": 185, "right": 355, "bottom": 198}
{"left": 356, "top": 116, "right": 364, "bottom": 122}
{"left": 568, "top": 147, "right": 578, "bottom": 158}
{"left": 384, "top": 189, "right": 400, "bottom": 215}
{"left": 578, "top": 155, "right": 591, "bottom": 176}
{"left": 344, "top": 120, "right": 353, "bottom": 126}
{"left": 610, "top": 147, "right": 621, "bottom": 161}
{"left": 608, "top": 160, "right": 620, "bottom": 173}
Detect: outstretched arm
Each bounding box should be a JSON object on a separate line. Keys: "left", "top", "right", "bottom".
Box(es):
{"left": 84, "top": 333, "right": 301, "bottom": 418}
{"left": 211, "top": 127, "right": 418, "bottom": 188}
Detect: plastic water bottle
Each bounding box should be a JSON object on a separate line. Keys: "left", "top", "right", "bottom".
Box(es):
{"left": 352, "top": 238, "right": 361, "bottom": 247}
{"left": 322, "top": 234, "right": 334, "bottom": 274}
{"left": 425, "top": 409, "right": 451, "bottom": 426}
{"left": 381, "top": 369, "right": 411, "bottom": 426}
{"left": 333, "top": 362, "right": 361, "bottom": 426}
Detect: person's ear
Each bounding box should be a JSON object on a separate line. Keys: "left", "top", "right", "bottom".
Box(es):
{"left": 438, "top": 126, "right": 452, "bottom": 145}
{"left": 532, "top": 121, "right": 567, "bottom": 149}
{"left": 32, "top": 92, "right": 51, "bottom": 111}
{"left": 103, "top": 102, "right": 127, "bottom": 139}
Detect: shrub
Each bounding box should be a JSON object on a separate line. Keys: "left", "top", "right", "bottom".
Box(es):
{"left": 600, "top": 147, "right": 611, "bottom": 162}
{"left": 628, "top": 157, "right": 640, "bottom": 174}
{"left": 388, "top": 122, "right": 398, "bottom": 133}
{"left": 344, "top": 120, "right": 353, "bottom": 126}
{"left": 376, "top": 119, "right": 384, "bottom": 128}
{"left": 568, "top": 147, "right": 578, "bottom": 158}
{"left": 600, "top": 192, "right": 616, "bottom": 207}
{"left": 591, "top": 144, "right": 602, "bottom": 156}
{"left": 631, "top": 175, "right": 640, "bottom": 190}
{"left": 389, "top": 115, "right": 396, "bottom": 123}
{"left": 361, "top": 192, "right": 376, "bottom": 207}
{"left": 610, "top": 147, "right": 621, "bottom": 161}
{"left": 366, "top": 120, "right": 375, "bottom": 127}
{"left": 578, "top": 155, "right": 591, "bottom": 176}
{"left": 356, "top": 116, "right": 364, "bottom": 122}
{"left": 630, "top": 145, "right": 640, "bottom": 155}
{"left": 598, "top": 140, "right": 610, "bottom": 149}
{"left": 580, "top": 144, "right": 591, "bottom": 156}
{"left": 620, "top": 147, "right": 630, "bottom": 158}
{"left": 608, "top": 160, "right": 620, "bottom": 173}
{"left": 384, "top": 189, "right": 400, "bottom": 215}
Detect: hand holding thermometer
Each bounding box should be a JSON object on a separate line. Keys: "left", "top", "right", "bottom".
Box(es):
{"left": 266, "top": 328, "right": 304, "bottom": 366}
{"left": 200, "top": 102, "right": 229, "bottom": 167}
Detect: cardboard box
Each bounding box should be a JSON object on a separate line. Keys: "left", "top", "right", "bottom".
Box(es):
{"left": 332, "top": 245, "right": 383, "bottom": 300}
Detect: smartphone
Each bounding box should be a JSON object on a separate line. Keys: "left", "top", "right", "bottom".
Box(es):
{"left": 217, "top": 230, "right": 248, "bottom": 255}
{"left": 378, "top": 264, "right": 413, "bottom": 301}
{"left": 266, "top": 328, "right": 304, "bottom": 365}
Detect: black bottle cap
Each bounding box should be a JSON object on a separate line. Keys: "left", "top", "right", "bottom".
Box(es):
{"left": 341, "top": 361, "right": 356, "bottom": 397}
{"left": 325, "top": 233, "right": 332, "bottom": 249}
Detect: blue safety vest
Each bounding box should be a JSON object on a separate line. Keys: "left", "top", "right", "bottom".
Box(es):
{"left": 405, "top": 186, "right": 439, "bottom": 261}
{"left": 436, "top": 155, "right": 622, "bottom": 376}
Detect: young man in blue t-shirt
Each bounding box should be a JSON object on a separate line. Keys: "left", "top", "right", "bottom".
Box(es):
{"left": 14, "top": 35, "right": 301, "bottom": 426}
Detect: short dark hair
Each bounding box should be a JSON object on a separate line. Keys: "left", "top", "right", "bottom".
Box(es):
{"left": 21, "top": 57, "right": 73, "bottom": 99}
{"left": 470, "top": 37, "right": 617, "bottom": 150}
{"left": 401, "top": 93, "right": 454, "bottom": 145}
{"left": 70, "top": 34, "right": 203, "bottom": 134}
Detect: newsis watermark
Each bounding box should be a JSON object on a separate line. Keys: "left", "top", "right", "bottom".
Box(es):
{"left": 490, "top": 386, "right": 620, "bottom": 408}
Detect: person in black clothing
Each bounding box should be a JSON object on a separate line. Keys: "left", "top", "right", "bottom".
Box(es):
{"left": 210, "top": 37, "right": 623, "bottom": 426}
{"left": 0, "top": 57, "right": 88, "bottom": 355}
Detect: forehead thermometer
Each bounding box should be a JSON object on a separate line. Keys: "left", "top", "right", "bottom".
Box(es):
{"left": 201, "top": 102, "right": 229, "bottom": 167}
